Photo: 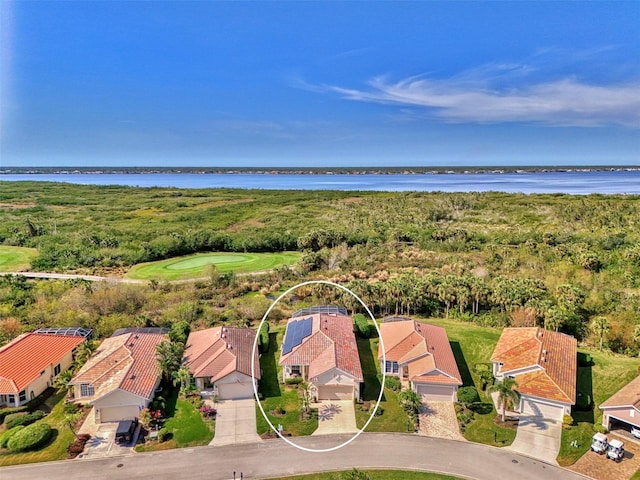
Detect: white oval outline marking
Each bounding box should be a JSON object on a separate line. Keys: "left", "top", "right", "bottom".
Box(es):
{"left": 251, "top": 280, "right": 386, "bottom": 453}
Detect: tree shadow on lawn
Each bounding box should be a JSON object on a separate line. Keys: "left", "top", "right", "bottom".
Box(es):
{"left": 357, "top": 337, "right": 385, "bottom": 402}
{"left": 259, "top": 332, "right": 282, "bottom": 398}
{"left": 450, "top": 341, "right": 474, "bottom": 387}
{"left": 574, "top": 353, "right": 594, "bottom": 424}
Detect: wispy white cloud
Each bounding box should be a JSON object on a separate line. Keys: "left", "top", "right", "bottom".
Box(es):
{"left": 317, "top": 61, "right": 640, "bottom": 127}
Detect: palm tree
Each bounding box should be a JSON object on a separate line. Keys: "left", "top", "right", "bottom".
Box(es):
{"left": 172, "top": 365, "right": 192, "bottom": 397}
{"left": 73, "top": 340, "right": 97, "bottom": 370}
{"left": 156, "top": 340, "right": 184, "bottom": 385}
{"left": 54, "top": 369, "right": 74, "bottom": 397}
{"left": 488, "top": 377, "right": 520, "bottom": 422}
{"left": 591, "top": 316, "right": 610, "bottom": 351}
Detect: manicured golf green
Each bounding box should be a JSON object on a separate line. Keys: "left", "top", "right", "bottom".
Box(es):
{"left": 0, "top": 246, "right": 38, "bottom": 271}
{"left": 126, "top": 251, "right": 301, "bottom": 280}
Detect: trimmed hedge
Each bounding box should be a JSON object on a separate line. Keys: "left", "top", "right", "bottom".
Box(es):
{"left": 7, "top": 423, "right": 52, "bottom": 452}
{"left": 0, "top": 425, "right": 25, "bottom": 448}
{"left": 0, "top": 406, "right": 29, "bottom": 425}
{"left": 6, "top": 410, "right": 46, "bottom": 429}
{"left": 0, "top": 387, "right": 54, "bottom": 424}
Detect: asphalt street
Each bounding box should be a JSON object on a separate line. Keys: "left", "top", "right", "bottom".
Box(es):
{"left": 0, "top": 433, "right": 589, "bottom": 480}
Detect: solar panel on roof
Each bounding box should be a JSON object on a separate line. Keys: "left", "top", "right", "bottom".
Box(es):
{"left": 301, "top": 317, "right": 313, "bottom": 339}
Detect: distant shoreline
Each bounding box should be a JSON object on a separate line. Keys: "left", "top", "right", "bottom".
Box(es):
{"left": 2, "top": 165, "right": 639, "bottom": 175}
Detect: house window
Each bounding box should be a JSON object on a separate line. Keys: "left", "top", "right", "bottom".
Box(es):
{"left": 8, "top": 395, "right": 15, "bottom": 405}
{"left": 385, "top": 361, "right": 399, "bottom": 374}
{"left": 80, "top": 384, "right": 95, "bottom": 397}
{"left": 54, "top": 364, "right": 61, "bottom": 376}
{"left": 19, "top": 390, "right": 26, "bottom": 403}
{"left": 291, "top": 366, "right": 301, "bottom": 376}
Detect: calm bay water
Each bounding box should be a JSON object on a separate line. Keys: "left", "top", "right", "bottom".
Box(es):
{"left": 1, "top": 170, "right": 640, "bottom": 194}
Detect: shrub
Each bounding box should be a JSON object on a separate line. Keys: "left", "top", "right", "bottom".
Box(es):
{"left": 370, "top": 404, "right": 384, "bottom": 416}
{"left": 157, "top": 428, "right": 172, "bottom": 442}
{"left": 7, "top": 423, "right": 52, "bottom": 452}
{"left": 0, "top": 406, "right": 29, "bottom": 424}
{"left": 594, "top": 424, "right": 608, "bottom": 434}
{"left": 467, "top": 402, "right": 493, "bottom": 415}
{"left": 0, "top": 425, "right": 25, "bottom": 448}
{"left": 63, "top": 402, "right": 79, "bottom": 415}
{"left": 6, "top": 410, "right": 46, "bottom": 429}
{"left": 3, "top": 412, "right": 28, "bottom": 426}
{"left": 457, "top": 386, "right": 480, "bottom": 405}
{"left": 353, "top": 313, "right": 371, "bottom": 338}
{"left": 285, "top": 377, "right": 303, "bottom": 385}
{"left": 562, "top": 414, "right": 574, "bottom": 428}
{"left": 384, "top": 375, "right": 401, "bottom": 392}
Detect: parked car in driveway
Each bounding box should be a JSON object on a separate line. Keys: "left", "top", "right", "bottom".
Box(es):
{"left": 606, "top": 439, "right": 625, "bottom": 462}
{"left": 631, "top": 427, "right": 640, "bottom": 439}
{"left": 591, "top": 433, "right": 608, "bottom": 454}
{"left": 115, "top": 418, "right": 138, "bottom": 444}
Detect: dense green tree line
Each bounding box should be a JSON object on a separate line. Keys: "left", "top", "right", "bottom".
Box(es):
{"left": 1, "top": 183, "right": 639, "bottom": 355}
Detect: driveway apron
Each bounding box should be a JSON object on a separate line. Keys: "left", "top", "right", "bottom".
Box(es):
{"left": 312, "top": 400, "right": 358, "bottom": 435}
{"left": 210, "top": 399, "right": 261, "bottom": 446}
{"left": 506, "top": 415, "right": 562, "bottom": 465}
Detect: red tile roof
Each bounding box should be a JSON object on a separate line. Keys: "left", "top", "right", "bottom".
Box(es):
{"left": 71, "top": 331, "right": 166, "bottom": 401}
{"left": 379, "top": 320, "right": 462, "bottom": 385}
{"left": 280, "top": 313, "right": 363, "bottom": 382}
{"left": 183, "top": 327, "right": 260, "bottom": 382}
{"left": 491, "top": 327, "right": 576, "bottom": 404}
{"left": 0, "top": 333, "right": 85, "bottom": 393}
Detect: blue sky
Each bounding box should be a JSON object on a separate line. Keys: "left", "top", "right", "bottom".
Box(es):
{"left": 1, "top": 1, "right": 639, "bottom": 167}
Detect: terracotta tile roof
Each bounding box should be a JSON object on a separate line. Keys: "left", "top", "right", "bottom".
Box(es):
{"left": 71, "top": 331, "right": 166, "bottom": 401}
{"left": 600, "top": 375, "right": 640, "bottom": 409}
{"left": 379, "top": 320, "right": 462, "bottom": 385}
{"left": 491, "top": 327, "right": 576, "bottom": 404}
{"left": 280, "top": 313, "right": 363, "bottom": 382}
{"left": 0, "top": 333, "right": 85, "bottom": 394}
{"left": 183, "top": 327, "right": 260, "bottom": 382}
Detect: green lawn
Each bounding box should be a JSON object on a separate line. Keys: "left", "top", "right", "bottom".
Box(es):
{"left": 257, "top": 328, "right": 318, "bottom": 436}
{"left": 125, "top": 251, "right": 301, "bottom": 280}
{"left": 557, "top": 347, "right": 640, "bottom": 466}
{"left": 355, "top": 337, "right": 414, "bottom": 432}
{"left": 0, "top": 246, "right": 38, "bottom": 271}
{"left": 0, "top": 391, "right": 74, "bottom": 466}
{"left": 417, "top": 317, "right": 515, "bottom": 446}
{"left": 136, "top": 397, "right": 213, "bottom": 451}
{"left": 267, "top": 470, "right": 462, "bottom": 480}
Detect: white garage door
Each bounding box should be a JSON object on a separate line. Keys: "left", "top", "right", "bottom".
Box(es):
{"left": 416, "top": 384, "right": 455, "bottom": 401}
{"left": 217, "top": 382, "right": 255, "bottom": 400}
{"left": 317, "top": 385, "right": 353, "bottom": 400}
{"left": 99, "top": 405, "right": 140, "bottom": 423}
{"left": 521, "top": 398, "right": 564, "bottom": 421}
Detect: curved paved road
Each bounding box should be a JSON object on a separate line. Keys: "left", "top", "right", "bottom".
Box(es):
{"left": 1, "top": 433, "right": 588, "bottom": 480}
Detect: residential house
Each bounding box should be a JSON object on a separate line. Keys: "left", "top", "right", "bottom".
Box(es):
{"left": 70, "top": 328, "right": 167, "bottom": 423}
{"left": 182, "top": 326, "right": 260, "bottom": 400}
{"left": 379, "top": 318, "right": 462, "bottom": 401}
{"left": 491, "top": 327, "right": 577, "bottom": 421}
{"left": 600, "top": 375, "right": 640, "bottom": 432}
{"left": 0, "top": 328, "right": 89, "bottom": 407}
{"left": 279, "top": 306, "right": 363, "bottom": 401}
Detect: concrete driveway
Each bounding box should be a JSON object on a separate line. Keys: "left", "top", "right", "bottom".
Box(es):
{"left": 312, "top": 400, "right": 358, "bottom": 435}
{"left": 78, "top": 423, "right": 138, "bottom": 458}
{"left": 210, "top": 398, "right": 261, "bottom": 446}
{"left": 506, "top": 415, "right": 562, "bottom": 464}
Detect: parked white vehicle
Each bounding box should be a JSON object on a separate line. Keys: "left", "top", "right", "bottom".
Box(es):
{"left": 591, "top": 432, "right": 608, "bottom": 454}
{"left": 631, "top": 427, "right": 640, "bottom": 439}
{"left": 606, "top": 439, "right": 625, "bottom": 462}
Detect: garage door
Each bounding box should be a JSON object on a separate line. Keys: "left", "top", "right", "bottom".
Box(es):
{"left": 317, "top": 385, "right": 353, "bottom": 400}
{"left": 521, "top": 398, "right": 564, "bottom": 421}
{"left": 99, "top": 405, "right": 140, "bottom": 423}
{"left": 217, "top": 382, "right": 255, "bottom": 400}
{"left": 416, "top": 384, "right": 455, "bottom": 401}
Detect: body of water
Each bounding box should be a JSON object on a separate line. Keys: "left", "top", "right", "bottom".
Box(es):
{"left": 1, "top": 170, "right": 640, "bottom": 194}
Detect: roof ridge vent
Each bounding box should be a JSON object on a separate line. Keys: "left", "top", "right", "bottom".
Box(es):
{"left": 227, "top": 343, "right": 232, "bottom": 349}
